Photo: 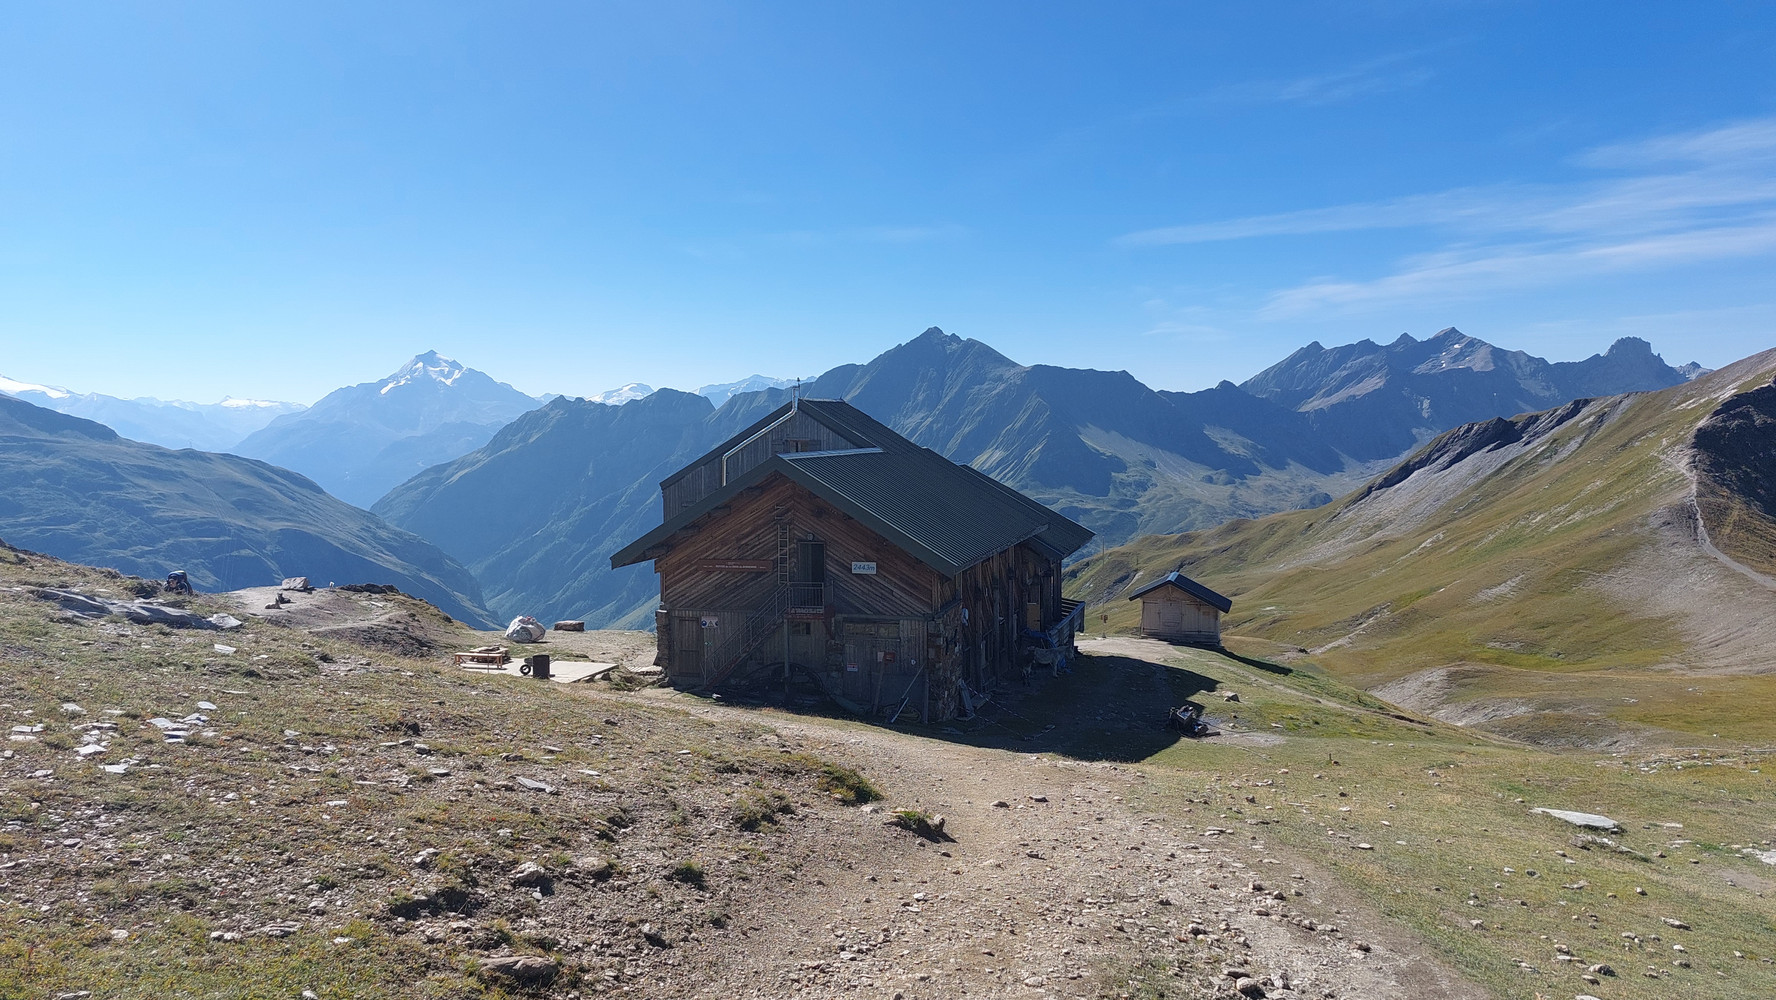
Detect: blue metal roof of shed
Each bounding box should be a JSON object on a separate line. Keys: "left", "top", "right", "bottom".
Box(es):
{"left": 1126, "top": 571, "right": 1233, "bottom": 613}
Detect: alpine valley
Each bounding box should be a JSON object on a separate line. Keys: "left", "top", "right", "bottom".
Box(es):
{"left": 371, "top": 326, "right": 1702, "bottom": 627}
{"left": 0, "top": 328, "right": 1711, "bottom": 627}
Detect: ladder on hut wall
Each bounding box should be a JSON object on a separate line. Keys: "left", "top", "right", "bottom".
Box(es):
{"left": 697, "top": 504, "right": 797, "bottom": 692}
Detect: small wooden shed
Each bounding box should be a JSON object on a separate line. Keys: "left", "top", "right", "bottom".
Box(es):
{"left": 1127, "top": 571, "right": 1231, "bottom": 645}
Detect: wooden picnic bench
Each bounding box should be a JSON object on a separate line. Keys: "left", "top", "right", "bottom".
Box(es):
{"left": 453, "top": 647, "right": 509, "bottom": 669}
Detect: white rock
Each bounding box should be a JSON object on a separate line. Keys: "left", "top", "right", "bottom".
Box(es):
{"left": 1531, "top": 808, "right": 1620, "bottom": 831}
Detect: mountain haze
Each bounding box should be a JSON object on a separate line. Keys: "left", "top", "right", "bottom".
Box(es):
{"left": 373, "top": 389, "right": 726, "bottom": 628}
{"left": 235, "top": 351, "right": 543, "bottom": 508}
{"left": 0, "top": 394, "right": 493, "bottom": 626}
{"left": 0, "top": 374, "right": 304, "bottom": 452}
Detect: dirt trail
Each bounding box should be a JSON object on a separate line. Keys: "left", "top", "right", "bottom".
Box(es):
{"left": 626, "top": 645, "right": 1488, "bottom": 1000}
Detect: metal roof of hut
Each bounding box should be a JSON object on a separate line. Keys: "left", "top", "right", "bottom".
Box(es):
{"left": 1126, "top": 571, "right": 1232, "bottom": 613}
{"left": 611, "top": 399, "right": 1094, "bottom": 577}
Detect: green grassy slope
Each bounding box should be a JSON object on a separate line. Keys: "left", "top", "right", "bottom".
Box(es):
{"left": 1116, "top": 643, "right": 1776, "bottom": 1000}
{"left": 1065, "top": 348, "right": 1776, "bottom": 747}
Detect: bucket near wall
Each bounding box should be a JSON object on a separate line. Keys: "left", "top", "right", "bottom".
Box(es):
{"left": 521, "top": 654, "right": 552, "bottom": 679}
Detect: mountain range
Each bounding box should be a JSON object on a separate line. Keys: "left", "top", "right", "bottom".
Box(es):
{"left": 0, "top": 393, "right": 492, "bottom": 626}
{"left": 1241, "top": 331, "right": 1706, "bottom": 459}
{"left": 233, "top": 351, "right": 546, "bottom": 508}
{"left": 373, "top": 326, "right": 1703, "bottom": 628}
{"left": 585, "top": 375, "right": 801, "bottom": 408}
{"left": 0, "top": 373, "right": 304, "bottom": 452}
{"left": 1067, "top": 348, "right": 1776, "bottom": 748}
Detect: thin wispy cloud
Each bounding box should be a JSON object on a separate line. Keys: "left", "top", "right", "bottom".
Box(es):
{"left": 1263, "top": 215, "right": 1776, "bottom": 317}
{"left": 680, "top": 223, "right": 968, "bottom": 258}
{"left": 1121, "top": 118, "right": 1776, "bottom": 318}
{"left": 1206, "top": 53, "right": 1435, "bottom": 108}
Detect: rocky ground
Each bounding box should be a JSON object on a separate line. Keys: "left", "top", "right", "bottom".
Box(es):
{"left": 0, "top": 548, "right": 1491, "bottom": 998}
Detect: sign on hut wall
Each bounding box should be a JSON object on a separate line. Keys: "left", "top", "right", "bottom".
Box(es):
{"left": 851, "top": 561, "right": 877, "bottom": 575}
{"left": 697, "top": 559, "right": 773, "bottom": 572}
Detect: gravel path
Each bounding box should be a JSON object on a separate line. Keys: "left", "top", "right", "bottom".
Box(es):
{"left": 634, "top": 666, "right": 1490, "bottom": 1000}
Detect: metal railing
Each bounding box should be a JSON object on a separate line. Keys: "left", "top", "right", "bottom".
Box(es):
{"left": 700, "top": 582, "right": 828, "bottom": 691}
{"left": 787, "top": 582, "right": 828, "bottom": 610}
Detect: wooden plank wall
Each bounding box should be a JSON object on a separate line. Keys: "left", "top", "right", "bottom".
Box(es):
{"left": 654, "top": 474, "right": 946, "bottom": 682}
{"left": 647, "top": 469, "right": 1067, "bottom": 720}
{"left": 660, "top": 410, "right": 863, "bottom": 515}
{"left": 1138, "top": 592, "right": 1222, "bottom": 644}
{"left": 932, "top": 542, "right": 1063, "bottom": 706}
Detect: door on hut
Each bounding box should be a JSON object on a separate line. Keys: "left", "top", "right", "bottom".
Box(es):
{"left": 1158, "top": 599, "right": 1184, "bottom": 635}
{"left": 840, "top": 620, "right": 901, "bottom": 709}
{"left": 792, "top": 540, "right": 826, "bottom": 608}
{"left": 674, "top": 615, "right": 703, "bottom": 679}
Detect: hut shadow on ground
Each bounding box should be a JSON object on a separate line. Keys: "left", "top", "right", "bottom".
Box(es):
{"left": 919, "top": 651, "right": 1222, "bottom": 763}
{"left": 1219, "top": 648, "right": 1294, "bottom": 677}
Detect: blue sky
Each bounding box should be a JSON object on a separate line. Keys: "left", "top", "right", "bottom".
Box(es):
{"left": 2, "top": 2, "right": 1773, "bottom": 403}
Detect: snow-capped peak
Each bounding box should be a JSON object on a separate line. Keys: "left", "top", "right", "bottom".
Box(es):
{"left": 380, "top": 350, "right": 467, "bottom": 395}
{"left": 588, "top": 382, "right": 655, "bottom": 405}
{"left": 695, "top": 374, "right": 799, "bottom": 406}
{"left": 218, "top": 396, "right": 293, "bottom": 409}
{"left": 0, "top": 373, "right": 71, "bottom": 399}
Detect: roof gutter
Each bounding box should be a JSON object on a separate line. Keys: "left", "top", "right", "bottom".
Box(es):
{"left": 720, "top": 396, "right": 798, "bottom": 486}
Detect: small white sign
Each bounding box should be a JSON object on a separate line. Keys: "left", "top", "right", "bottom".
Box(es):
{"left": 699, "top": 616, "right": 719, "bottom": 628}
{"left": 851, "top": 561, "right": 877, "bottom": 575}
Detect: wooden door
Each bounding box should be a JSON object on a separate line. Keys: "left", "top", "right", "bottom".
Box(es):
{"left": 674, "top": 616, "right": 703, "bottom": 678}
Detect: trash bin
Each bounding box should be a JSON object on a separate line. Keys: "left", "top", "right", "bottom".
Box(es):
{"left": 521, "top": 654, "right": 551, "bottom": 679}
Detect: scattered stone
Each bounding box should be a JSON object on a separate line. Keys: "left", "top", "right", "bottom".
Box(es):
{"left": 516, "top": 777, "right": 557, "bottom": 795}
{"left": 196, "top": 700, "right": 217, "bottom": 711}
{"left": 1662, "top": 917, "right": 1690, "bottom": 930}
{"left": 213, "top": 644, "right": 237, "bottom": 655}
{"left": 280, "top": 577, "right": 312, "bottom": 591}
{"left": 510, "top": 862, "right": 550, "bottom": 887}
{"left": 1234, "top": 976, "right": 1265, "bottom": 997}
{"left": 1222, "top": 691, "right": 1241, "bottom": 702}
{"left": 992, "top": 800, "right": 1010, "bottom": 808}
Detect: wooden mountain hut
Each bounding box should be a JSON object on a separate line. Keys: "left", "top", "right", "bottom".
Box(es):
{"left": 609, "top": 398, "right": 1094, "bottom": 721}
{"left": 1127, "top": 571, "right": 1231, "bottom": 645}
